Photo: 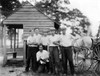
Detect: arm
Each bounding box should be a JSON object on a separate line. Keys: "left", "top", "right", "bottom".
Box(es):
{"left": 40, "top": 58, "right": 48, "bottom": 63}
{"left": 48, "top": 38, "right": 51, "bottom": 46}
{"left": 27, "top": 36, "right": 38, "bottom": 45}
{"left": 36, "top": 53, "right": 40, "bottom": 62}
{"left": 38, "top": 35, "right": 42, "bottom": 45}
{"left": 53, "top": 35, "right": 61, "bottom": 45}
{"left": 27, "top": 36, "right": 32, "bottom": 45}
{"left": 53, "top": 36, "right": 61, "bottom": 46}
{"left": 53, "top": 41, "right": 60, "bottom": 45}
{"left": 39, "top": 36, "right": 42, "bottom": 45}
{"left": 40, "top": 51, "right": 49, "bottom": 62}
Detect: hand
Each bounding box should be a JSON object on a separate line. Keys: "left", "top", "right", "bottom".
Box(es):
{"left": 32, "top": 42, "right": 38, "bottom": 45}
{"left": 27, "top": 42, "right": 33, "bottom": 45}
{"left": 53, "top": 41, "right": 60, "bottom": 45}
{"left": 40, "top": 58, "right": 47, "bottom": 62}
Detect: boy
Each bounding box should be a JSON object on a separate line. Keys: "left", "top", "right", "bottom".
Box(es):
{"left": 36, "top": 45, "right": 49, "bottom": 73}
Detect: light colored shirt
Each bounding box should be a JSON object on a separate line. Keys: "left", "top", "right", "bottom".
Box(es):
{"left": 27, "top": 35, "right": 35, "bottom": 44}
{"left": 41, "top": 36, "right": 49, "bottom": 46}
{"left": 36, "top": 50, "right": 49, "bottom": 64}
{"left": 48, "top": 34, "right": 60, "bottom": 46}
{"left": 59, "top": 34, "right": 74, "bottom": 47}
{"left": 27, "top": 34, "right": 41, "bottom": 46}
{"left": 33, "top": 34, "right": 42, "bottom": 44}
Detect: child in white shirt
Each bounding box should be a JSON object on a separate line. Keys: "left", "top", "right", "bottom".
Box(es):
{"left": 36, "top": 44, "right": 49, "bottom": 73}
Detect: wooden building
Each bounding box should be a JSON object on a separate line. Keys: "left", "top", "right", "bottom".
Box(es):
{"left": 3, "top": 2, "right": 55, "bottom": 65}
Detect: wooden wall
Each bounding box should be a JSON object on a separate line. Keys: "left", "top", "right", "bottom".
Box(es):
{"left": 3, "top": 2, "right": 54, "bottom": 40}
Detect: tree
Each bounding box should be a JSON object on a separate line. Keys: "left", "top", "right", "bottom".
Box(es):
{"left": 1, "top": 0, "right": 91, "bottom": 37}
{"left": 0, "top": 0, "right": 21, "bottom": 16}
{"left": 35, "top": 0, "right": 91, "bottom": 36}
{"left": 0, "top": 0, "right": 21, "bottom": 48}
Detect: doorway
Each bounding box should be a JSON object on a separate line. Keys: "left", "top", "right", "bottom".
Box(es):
{"left": 6, "top": 24, "right": 24, "bottom": 59}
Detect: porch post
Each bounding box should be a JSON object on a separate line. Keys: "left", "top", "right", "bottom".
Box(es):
{"left": 13, "top": 28, "right": 17, "bottom": 58}
{"left": 17, "top": 29, "right": 19, "bottom": 48}
{"left": 1, "top": 26, "right": 3, "bottom": 47}
{"left": 23, "top": 40, "right": 27, "bottom": 64}
{"left": 3, "top": 25, "right": 7, "bottom": 66}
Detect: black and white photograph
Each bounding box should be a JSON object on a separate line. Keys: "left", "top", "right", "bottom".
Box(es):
{"left": 0, "top": 0, "right": 100, "bottom": 76}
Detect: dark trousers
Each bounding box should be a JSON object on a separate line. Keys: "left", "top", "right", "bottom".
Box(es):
{"left": 25, "top": 46, "right": 38, "bottom": 72}
{"left": 43, "top": 45, "right": 47, "bottom": 50}
{"left": 37, "top": 62, "right": 49, "bottom": 73}
{"left": 49, "top": 46, "right": 60, "bottom": 73}
{"left": 60, "top": 46, "right": 75, "bottom": 75}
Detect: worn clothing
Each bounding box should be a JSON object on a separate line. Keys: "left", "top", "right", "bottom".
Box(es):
{"left": 60, "top": 46, "right": 75, "bottom": 74}
{"left": 59, "top": 34, "right": 75, "bottom": 74}
{"left": 36, "top": 50, "right": 49, "bottom": 73}
{"left": 27, "top": 35, "right": 35, "bottom": 45}
{"left": 43, "top": 45, "right": 47, "bottom": 50}
{"left": 37, "top": 62, "right": 49, "bottom": 73}
{"left": 36, "top": 50, "right": 49, "bottom": 64}
{"left": 41, "top": 36, "right": 49, "bottom": 46}
{"left": 41, "top": 36, "right": 49, "bottom": 50}
{"left": 49, "top": 46, "right": 60, "bottom": 73}
{"left": 48, "top": 35, "right": 60, "bottom": 73}
{"left": 34, "top": 34, "right": 41, "bottom": 44}
{"left": 25, "top": 34, "right": 41, "bottom": 72}
{"left": 58, "top": 34, "right": 74, "bottom": 47}
{"left": 27, "top": 34, "right": 41, "bottom": 46}
{"left": 48, "top": 35, "right": 59, "bottom": 46}
{"left": 25, "top": 46, "right": 38, "bottom": 72}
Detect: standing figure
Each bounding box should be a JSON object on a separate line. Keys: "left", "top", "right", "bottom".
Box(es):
{"left": 41, "top": 32, "right": 49, "bottom": 50}
{"left": 48, "top": 30, "right": 60, "bottom": 74}
{"left": 59, "top": 28, "right": 76, "bottom": 76}
{"left": 24, "top": 28, "right": 41, "bottom": 72}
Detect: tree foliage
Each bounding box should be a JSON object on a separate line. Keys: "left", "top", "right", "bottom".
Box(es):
{"left": 0, "top": 0, "right": 92, "bottom": 37}
{"left": 35, "top": 0, "right": 91, "bottom": 36}
{"left": 0, "top": 0, "right": 21, "bottom": 40}
{"left": 0, "top": 0, "right": 21, "bottom": 16}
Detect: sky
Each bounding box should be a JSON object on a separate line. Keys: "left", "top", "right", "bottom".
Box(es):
{"left": 69, "top": 0, "right": 100, "bottom": 36}
{"left": 19, "top": 0, "right": 100, "bottom": 36}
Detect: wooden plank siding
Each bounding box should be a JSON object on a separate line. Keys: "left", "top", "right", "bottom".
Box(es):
{"left": 3, "top": 2, "right": 54, "bottom": 39}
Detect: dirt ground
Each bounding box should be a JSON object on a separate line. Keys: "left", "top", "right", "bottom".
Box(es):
{"left": 0, "top": 48, "right": 100, "bottom": 76}
{"left": 0, "top": 64, "right": 99, "bottom": 76}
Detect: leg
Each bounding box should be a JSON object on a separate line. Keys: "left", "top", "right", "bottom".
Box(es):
{"left": 31, "top": 47, "right": 38, "bottom": 72}
{"left": 37, "top": 64, "right": 45, "bottom": 73}
{"left": 25, "top": 47, "right": 32, "bottom": 71}
{"left": 66, "top": 47, "right": 75, "bottom": 75}
{"left": 43, "top": 45, "right": 47, "bottom": 50}
{"left": 45, "top": 62, "right": 50, "bottom": 73}
{"left": 61, "top": 47, "right": 67, "bottom": 74}
{"left": 49, "top": 47, "right": 55, "bottom": 73}
{"left": 53, "top": 47, "right": 60, "bottom": 74}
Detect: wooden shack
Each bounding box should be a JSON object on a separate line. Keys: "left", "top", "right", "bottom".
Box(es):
{"left": 3, "top": 2, "right": 55, "bottom": 65}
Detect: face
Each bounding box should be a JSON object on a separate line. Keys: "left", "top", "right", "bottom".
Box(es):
{"left": 31, "top": 30, "right": 34, "bottom": 36}
{"left": 44, "top": 33, "right": 47, "bottom": 36}
{"left": 34, "top": 28, "right": 39, "bottom": 34}
{"left": 39, "top": 45, "right": 43, "bottom": 52}
{"left": 48, "top": 31, "right": 52, "bottom": 35}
